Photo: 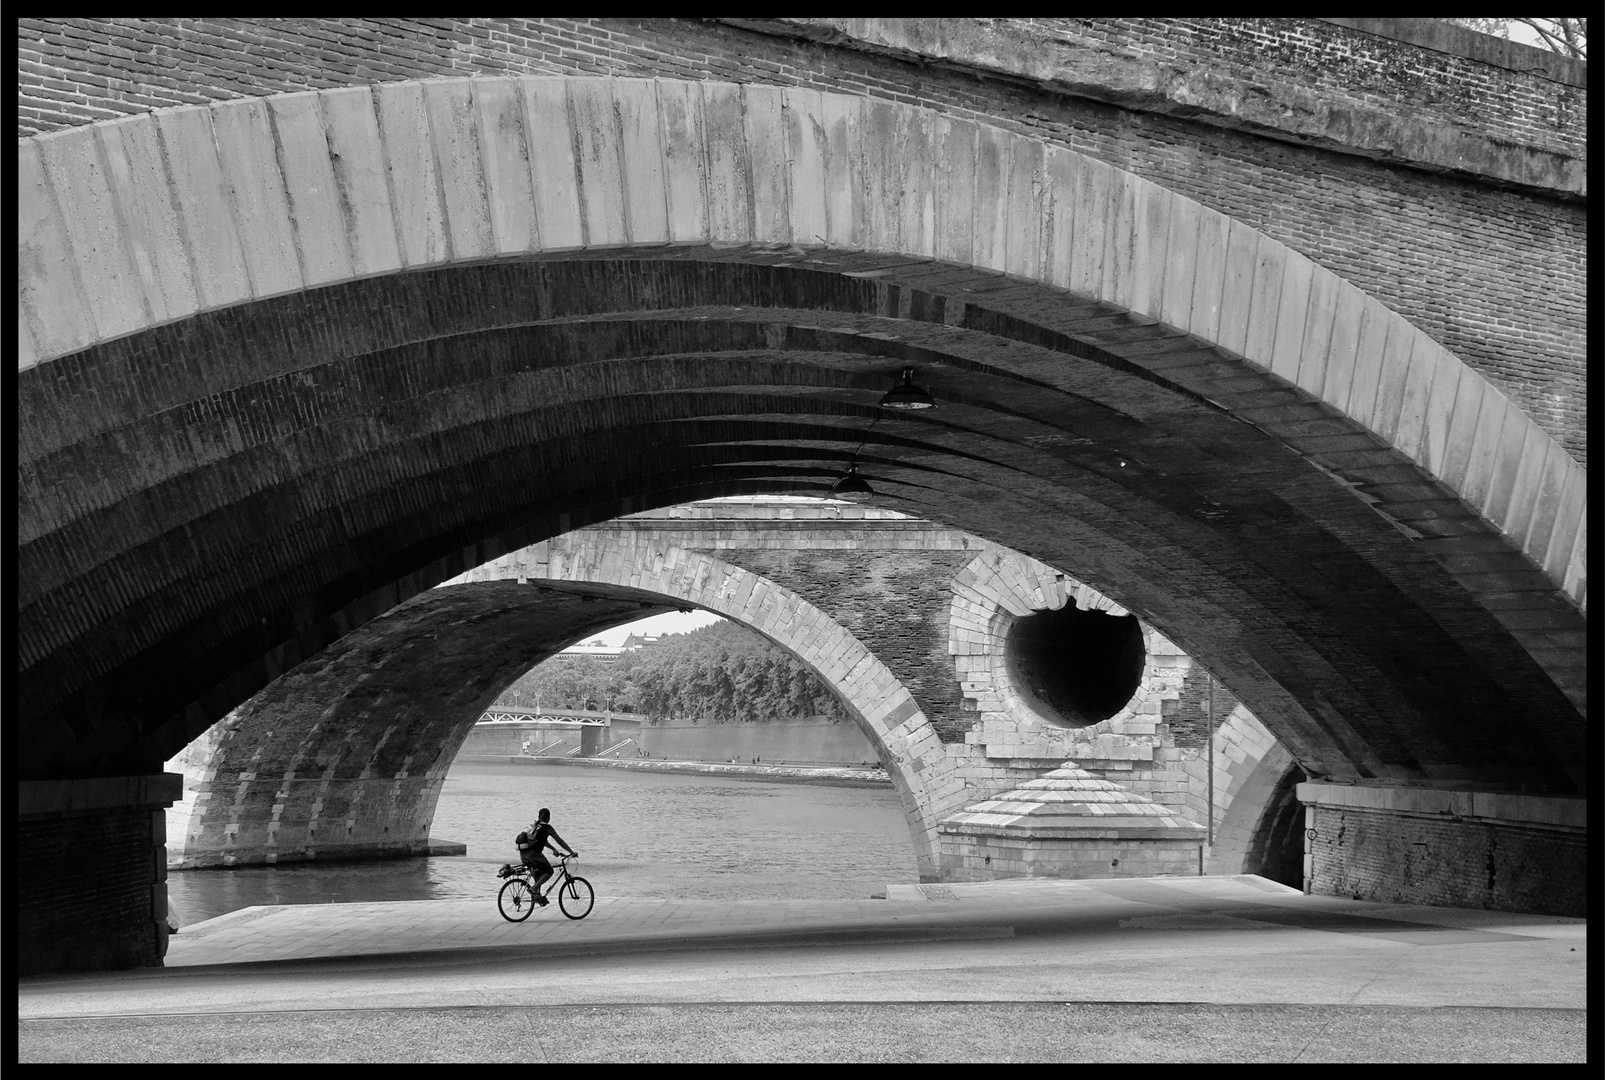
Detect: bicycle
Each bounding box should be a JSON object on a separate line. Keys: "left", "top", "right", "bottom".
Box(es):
{"left": 496, "top": 853, "right": 594, "bottom": 922}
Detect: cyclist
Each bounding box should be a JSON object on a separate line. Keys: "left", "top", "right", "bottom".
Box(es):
{"left": 517, "top": 807, "right": 577, "bottom": 906}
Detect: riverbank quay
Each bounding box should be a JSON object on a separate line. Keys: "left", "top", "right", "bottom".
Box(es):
{"left": 454, "top": 754, "right": 893, "bottom": 787}
{"left": 18, "top": 876, "right": 1585, "bottom": 1062}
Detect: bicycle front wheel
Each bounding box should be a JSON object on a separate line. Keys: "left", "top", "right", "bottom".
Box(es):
{"left": 499, "top": 878, "right": 536, "bottom": 922}
{"left": 558, "top": 876, "right": 594, "bottom": 920}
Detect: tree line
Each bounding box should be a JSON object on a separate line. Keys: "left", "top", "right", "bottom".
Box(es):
{"left": 493, "top": 619, "right": 850, "bottom": 725}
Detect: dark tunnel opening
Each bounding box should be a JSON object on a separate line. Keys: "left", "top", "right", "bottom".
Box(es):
{"left": 1252, "top": 764, "right": 1311, "bottom": 890}
{"left": 1005, "top": 604, "right": 1146, "bottom": 729}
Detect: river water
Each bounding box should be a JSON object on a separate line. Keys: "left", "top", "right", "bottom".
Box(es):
{"left": 165, "top": 761, "right": 920, "bottom": 927}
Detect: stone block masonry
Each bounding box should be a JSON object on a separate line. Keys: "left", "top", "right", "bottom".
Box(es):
{"left": 942, "top": 834, "right": 1204, "bottom": 882}
{"left": 15, "top": 16, "right": 1585, "bottom": 465}
{"left": 937, "top": 763, "right": 1208, "bottom": 881}
{"left": 722, "top": 548, "right": 976, "bottom": 743}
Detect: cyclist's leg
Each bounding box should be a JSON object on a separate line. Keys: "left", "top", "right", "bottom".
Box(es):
{"left": 520, "top": 855, "right": 540, "bottom": 892}
{"left": 527, "top": 854, "right": 554, "bottom": 902}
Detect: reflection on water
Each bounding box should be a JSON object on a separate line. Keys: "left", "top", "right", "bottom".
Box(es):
{"left": 165, "top": 763, "right": 920, "bottom": 926}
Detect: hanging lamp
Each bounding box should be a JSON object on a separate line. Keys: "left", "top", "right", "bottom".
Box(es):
{"left": 831, "top": 461, "right": 875, "bottom": 496}
{"left": 879, "top": 367, "right": 935, "bottom": 410}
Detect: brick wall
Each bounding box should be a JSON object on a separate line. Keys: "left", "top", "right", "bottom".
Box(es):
{"left": 19, "top": 18, "right": 1583, "bottom": 156}
{"left": 1162, "top": 665, "right": 1240, "bottom": 749}
{"left": 1306, "top": 805, "right": 1586, "bottom": 917}
{"left": 725, "top": 548, "right": 975, "bottom": 742}
{"left": 15, "top": 17, "right": 1585, "bottom": 464}
{"left": 17, "top": 806, "right": 167, "bottom": 974}
{"left": 1015, "top": 18, "right": 1584, "bottom": 162}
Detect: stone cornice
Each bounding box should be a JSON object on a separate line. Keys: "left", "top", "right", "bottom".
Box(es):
{"left": 719, "top": 17, "right": 1584, "bottom": 200}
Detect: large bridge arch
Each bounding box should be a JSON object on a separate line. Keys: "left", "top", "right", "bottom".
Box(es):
{"left": 171, "top": 557, "right": 955, "bottom": 878}
{"left": 18, "top": 72, "right": 1586, "bottom": 970}
{"left": 19, "top": 75, "right": 1584, "bottom": 602}
{"left": 19, "top": 76, "right": 1583, "bottom": 790}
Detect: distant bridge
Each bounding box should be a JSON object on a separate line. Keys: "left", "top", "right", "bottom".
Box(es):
{"left": 477, "top": 707, "right": 636, "bottom": 726}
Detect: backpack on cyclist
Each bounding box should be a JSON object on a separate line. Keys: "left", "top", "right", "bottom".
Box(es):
{"left": 515, "top": 829, "right": 529, "bottom": 848}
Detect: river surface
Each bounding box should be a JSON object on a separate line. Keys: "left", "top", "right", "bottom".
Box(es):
{"left": 165, "top": 762, "right": 920, "bottom": 927}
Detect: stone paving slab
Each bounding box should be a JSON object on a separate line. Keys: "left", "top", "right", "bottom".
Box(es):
{"left": 158, "top": 874, "right": 1576, "bottom": 972}
{"left": 164, "top": 894, "right": 999, "bottom": 968}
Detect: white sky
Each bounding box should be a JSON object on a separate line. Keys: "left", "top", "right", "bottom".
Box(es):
{"left": 1503, "top": 21, "right": 1544, "bottom": 48}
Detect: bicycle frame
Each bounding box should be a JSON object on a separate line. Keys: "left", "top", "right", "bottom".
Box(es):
{"left": 521, "top": 853, "right": 577, "bottom": 899}
{"left": 497, "top": 848, "right": 592, "bottom": 922}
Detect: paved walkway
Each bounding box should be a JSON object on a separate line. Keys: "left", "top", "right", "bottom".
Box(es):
{"left": 18, "top": 876, "right": 1585, "bottom": 1061}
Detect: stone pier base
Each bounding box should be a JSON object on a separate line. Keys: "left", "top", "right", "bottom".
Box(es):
{"left": 940, "top": 828, "right": 1205, "bottom": 881}
{"left": 17, "top": 775, "right": 182, "bottom": 975}
{"left": 936, "top": 763, "right": 1208, "bottom": 881}
{"left": 1298, "top": 783, "right": 1586, "bottom": 917}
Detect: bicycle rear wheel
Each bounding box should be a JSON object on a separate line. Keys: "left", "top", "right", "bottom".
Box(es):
{"left": 558, "top": 876, "right": 594, "bottom": 920}
{"left": 499, "top": 878, "right": 536, "bottom": 922}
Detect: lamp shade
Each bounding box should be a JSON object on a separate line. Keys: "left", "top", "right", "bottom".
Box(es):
{"left": 879, "top": 367, "right": 935, "bottom": 410}
{"left": 831, "top": 463, "right": 875, "bottom": 496}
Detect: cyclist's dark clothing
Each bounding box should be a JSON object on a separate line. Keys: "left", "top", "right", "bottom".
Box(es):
{"left": 519, "top": 821, "right": 571, "bottom": 873}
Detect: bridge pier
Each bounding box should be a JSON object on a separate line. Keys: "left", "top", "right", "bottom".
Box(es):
{"left": 17, "top": 775, "right": 183, "bottom": 975}
{"left": 1297, "top": 783, "right": 1586, "bottom": 917}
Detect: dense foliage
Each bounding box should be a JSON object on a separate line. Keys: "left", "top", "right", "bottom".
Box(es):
{"left": 494, "top": 620, "right": 849, "bottom": 724}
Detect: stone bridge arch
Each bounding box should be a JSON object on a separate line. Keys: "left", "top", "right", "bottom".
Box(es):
{"left": 169, "top": 556, "right": 955, "bottom": 879}
{"left": 20, "top": 77, "right": 1583, "bottom": 784}
{"left": 18, "top": 72, "right": 1587, "bottom": 970}
{"left": 944, "top": 541, "right": 1296, "bottom": 877}
{"left": 451, "top": 540, "right": 960, "bottom": 876}
{"left": 19, "top": 75, "right": 1583, "bottom": 609}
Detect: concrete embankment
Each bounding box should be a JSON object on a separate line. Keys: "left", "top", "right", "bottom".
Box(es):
{"left": 453, "top": 754, "right": 892, "bottom": 787}
{"left": 460, "top": 715, "right": 880, "bottom": 768}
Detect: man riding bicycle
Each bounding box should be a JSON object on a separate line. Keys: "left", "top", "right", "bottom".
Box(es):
{"left": 517, "top": 807, "right": 577, "bottom": 906}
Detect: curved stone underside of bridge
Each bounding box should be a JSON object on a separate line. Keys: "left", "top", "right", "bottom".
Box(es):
{"left": 170, "top": 581, "right": 675, "bottom": 867}
{"left": 19, "top": 76, "right": 1587, "bottom": 814}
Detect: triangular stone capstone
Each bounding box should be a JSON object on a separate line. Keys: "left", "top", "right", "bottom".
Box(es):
{"left": 939, "top": 762, "right": 1207, "bottom": 840}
